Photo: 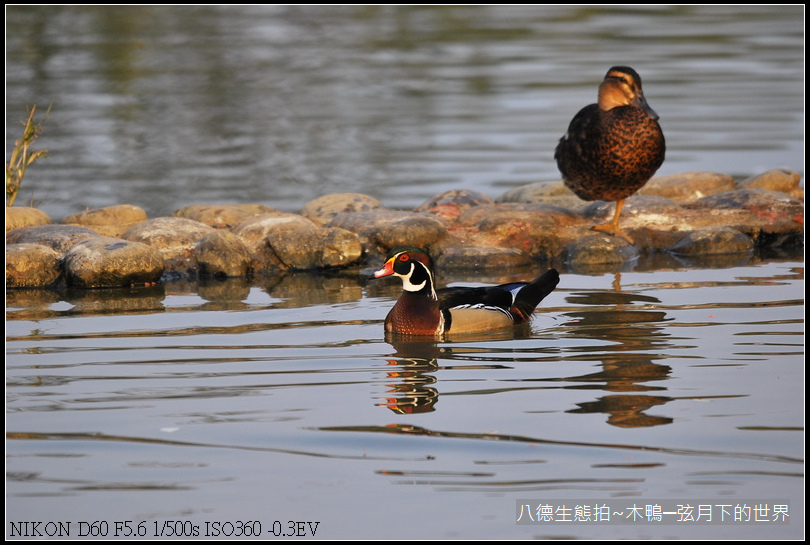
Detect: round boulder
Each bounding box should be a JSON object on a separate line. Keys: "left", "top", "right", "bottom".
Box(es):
{"left": 415, "top": 189, "right": 494, "bottom": 221}
{"left": 375, "top": 215, "right": 448, "bottom": 250}
{"left": 495, "top": 181, "right": 585, "bottom": 211}
{"left": 639, "top": 172, "right": 735, "bottom": 202}
{"left": 566, "top": 234, "right": 640, "bottom": 266}
{"left": 174, "top": 204, "right": 279, "bottom": 229}
{"left": 6, "top": 206, "right": 52, "bottom": 232}
{"left": 195, "top": 230, "right": 254, "bottom": 278}
{"left": 232, "top": 213, "right": 318, "bottom": 246}
{"left": 6, "top": 243, "right": 62, "bottom": 288}
{"left": 264, "top": 223, "right": 363, "bottom": 270}
{"left": 123, "top": 216, "right": 216, "bottom": 260}
{"left": 63, "top": 204, "right": 148, "bottom": 238}
{"left": 318, "top": 227, "right": 364, "bottom": 268}
{"left": 63, "top": 237, "right": 164, "bottom": 288}
{"left": 738, "top": 169, "right": 802, "bottom": 194}
{"left": 300, "top": 193, "right": 383, "bottom": 226}
{"left": 327, "top": 209, "right": 419, "bottom": 248}
{"left": 6, "top": 224, "right": 99, "bottom": 252}
{"left": 583, "top": 195, "right": 682, "bottom": 221}
{"left": 668, "top": 227, "right": 754, "bottom": 256}
{"left": 434, "top": 245, "right": 533, "bottom": 270}
{"left": 691, "top": 188, "right": 802, "bottom": 212}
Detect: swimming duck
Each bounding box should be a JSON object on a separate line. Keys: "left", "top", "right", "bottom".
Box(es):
{"left": 373, "top": 246, "right": 560, "bottom": 338}
{"left": 555, "top": 66, "right": 666, "bottom": 243}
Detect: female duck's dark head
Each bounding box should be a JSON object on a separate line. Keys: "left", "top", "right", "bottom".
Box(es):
{"left": 598, "top": 65, "right": 659, "bottom": 120}
{"left": 373, "top": 247, "right": 436, "bottom": 298}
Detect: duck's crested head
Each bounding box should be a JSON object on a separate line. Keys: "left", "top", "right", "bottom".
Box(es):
{"left": 373, "top": 246, "right": 436, "bottom": 295}
{"left": 598, "top": 65, "right": 659, "bottom": 120}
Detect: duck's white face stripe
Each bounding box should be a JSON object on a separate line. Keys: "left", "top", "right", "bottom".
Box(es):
{"left": 399, "top": 261, "right": 436, "bottom": 298}
{"left": 399, "top": 262, "right": 422, "bottom": 292}
{"left": 403, "top": 277, "right": 427, "bottom": 292}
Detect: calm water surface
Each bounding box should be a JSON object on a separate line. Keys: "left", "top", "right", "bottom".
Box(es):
{"left": 4, "top": 5, "right": 805, "bottom": 540}
{"left": 6, "top": 257, "right": 804, "bottom": 540}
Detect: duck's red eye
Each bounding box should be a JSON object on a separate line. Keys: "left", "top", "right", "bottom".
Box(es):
{"left": 399, "top": 254, "right": 410, "bottom": 262}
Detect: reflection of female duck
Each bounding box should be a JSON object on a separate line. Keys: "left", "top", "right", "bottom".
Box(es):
{"left": 373, "top": 246, "right": 559, "bottom": 338}
{"left": 569, "top": 395, "right": 673, "bottom": 428}
{"left": 555, "top": 66, "right": 665, "bottom": 243}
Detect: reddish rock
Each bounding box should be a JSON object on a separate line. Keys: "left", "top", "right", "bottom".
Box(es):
{"left": 459, "top": 205, "right": 568, "bottom": 258}
{"left": 689, "top": 189, "right": 804, "bottom": 239}
{"left": 415, "top": 189, "right": 494, "bottom": 221}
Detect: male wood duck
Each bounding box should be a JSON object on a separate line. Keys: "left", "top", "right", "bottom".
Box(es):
{"left": 555, "top": 66, "right": 666, "bottom": 243}
{"left": 373, "top": 246, "right": 560, "bottom": 338}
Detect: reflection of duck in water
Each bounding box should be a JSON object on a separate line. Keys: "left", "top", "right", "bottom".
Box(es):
{"left": 373, "top": 246, "right": 559, "bottom": 339}
{"left": 555, "top": 66, "right": 665, "bottom": 244}
{"left": 378, "top": 340, "right": 520, "bottom": 414}
{"left": 561, "top": 287, "right": 674, "bottom": 427}
{"left": 379, "top": 359, "right": 439, "bottom": 414}
{"left": 562, "top": 332, "right": 674, "bottom": 429}
{"left": 378, "top": 340, "right": 441, "bottom": 414}
{"left": 568, "top": 395, "right": 673, "bottom": 428}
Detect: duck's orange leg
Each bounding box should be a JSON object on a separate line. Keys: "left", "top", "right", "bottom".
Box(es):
{"left": 593, "top": 199, "right": 634, "bottom": 244}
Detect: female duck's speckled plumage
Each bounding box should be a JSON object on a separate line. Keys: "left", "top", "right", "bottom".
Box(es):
{"left": 373, "top": 246, "right": 560, "bottom": 338}
{"left": 555, "top": 66, "right": 666, "bottom": 243}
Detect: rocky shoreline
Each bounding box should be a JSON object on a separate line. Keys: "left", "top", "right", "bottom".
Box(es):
{"left": 5, "top": 169, "right": 804, "bottom": 289}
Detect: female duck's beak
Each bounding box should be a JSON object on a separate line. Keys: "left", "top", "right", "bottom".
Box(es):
{"left": 634, "top": 92, "right": 659, "bottom": 120}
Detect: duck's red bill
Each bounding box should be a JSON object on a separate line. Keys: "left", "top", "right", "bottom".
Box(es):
{"left": 373, "top": 260, "right": 395, "bottom": 278}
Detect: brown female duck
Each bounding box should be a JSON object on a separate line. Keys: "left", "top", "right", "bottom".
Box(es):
{"left": 373, "top": 246, "right": 559, "bottom": 338}
{"left": 555, "top": 66, "right": 666, "bottom": 243}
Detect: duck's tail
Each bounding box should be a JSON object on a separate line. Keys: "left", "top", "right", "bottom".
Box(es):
{"left": 510, "top": 269, "right": 560, "bottom": 323}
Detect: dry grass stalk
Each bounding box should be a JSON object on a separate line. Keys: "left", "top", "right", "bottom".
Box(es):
{"left": 6, "top": 105, "right": 50, "bottom": 207}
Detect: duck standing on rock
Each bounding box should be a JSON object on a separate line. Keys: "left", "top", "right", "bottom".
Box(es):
{"left": 555, "top": 66, "right": 666, "bottom": 243}
{"left": 373, "top": 246, "right": 560, "bottom": 338}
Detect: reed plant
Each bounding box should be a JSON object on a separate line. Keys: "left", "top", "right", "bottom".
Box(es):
{"left": 6, "top": 105, "right": 50, "bottom": 207}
